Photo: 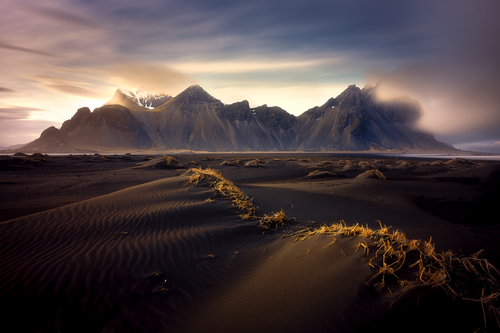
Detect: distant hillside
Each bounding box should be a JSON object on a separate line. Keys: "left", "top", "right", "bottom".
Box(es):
{"left": 10, "top": 84, "right": 456, "bottom": 153}
{"left": 18, "top": 126, "right": 93, "bottom": 153}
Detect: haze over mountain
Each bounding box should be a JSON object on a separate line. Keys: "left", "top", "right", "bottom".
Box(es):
{"left": 8, "top": 85, "right": 454, "bottom": 153}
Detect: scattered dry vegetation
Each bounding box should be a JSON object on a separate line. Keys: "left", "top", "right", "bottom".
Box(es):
{"left": 356, "top": 169, "right": 387, "bottom": 180}
{"left": 291, "top": 221, "right": 500, "bottom": 329}
{"left": 188, "top": 167, "right": 288, "bottom": 229}
{"left": 154, "top": 155, "right": 182, "bottom": 169}
{"left": 20, "top": 156, "right": 47, "bottom": 163}
{"left": 259, "top": 209, "right": 288, "bottom": 231}
{"left": 306, "top": 170, "right": 339, "bottom": 179}
{"left": 188, "top": 167, "right": 256, "bottom": 220}
{"left": 243, "top": 159, "right": 262, "bottom": 168}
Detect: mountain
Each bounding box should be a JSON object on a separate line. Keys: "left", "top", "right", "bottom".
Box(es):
{"left": 218, "top": 102, "right": 298, "bottom": 151}
{"left": 59, "top": 105, "right": 152, "bottom": 149}
{"left": 131, "top": 85, "right": 298, "bottom": 151}
{"left": 12, "top": 84, "right": 456, "bottom": 153}
{"left": 296, "top": 84, "right": 451, "bottom": 151}
{"left": 106, "top": 88, "right": 171, "bottom": 111}
{"left": 17, "top": 126, "right": 93, "bottom": 153}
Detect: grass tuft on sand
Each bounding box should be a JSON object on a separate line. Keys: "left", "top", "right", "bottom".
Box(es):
{"left": 356, "top": 169, "right": 387, "bottom": 180}
{"left": 152, "top": 155, "right": 183, "bottom": 169}
{"left": 291, "top": 221, "right": 500, "bottom": 328}
{"left": 259, "top": 209, "right": 287, "bottom": 231}
{"left": 188, "top": 168, "right": 289, "bottom": 229}
{"left": 188, "top": 167, "right": 257, "bottom": 220}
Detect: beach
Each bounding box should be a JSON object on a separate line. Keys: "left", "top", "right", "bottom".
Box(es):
{"left": 1, "top": 153, "right": 499, "bottom": 332}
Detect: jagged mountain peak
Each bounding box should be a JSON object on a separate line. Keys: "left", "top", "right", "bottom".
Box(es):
{"left": 173, "top": 85, "right": 218, "bottom": 103}
{"left": 19, "top": 83, "right": 455, "bottom": 153}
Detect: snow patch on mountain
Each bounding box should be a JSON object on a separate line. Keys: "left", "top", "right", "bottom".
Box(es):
{"left": 119, "top": 88, "right": 172, "bottom": 109}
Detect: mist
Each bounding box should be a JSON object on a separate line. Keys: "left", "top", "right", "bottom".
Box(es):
{"left": 368, "top": 0, "right": 500, "bottom": 146}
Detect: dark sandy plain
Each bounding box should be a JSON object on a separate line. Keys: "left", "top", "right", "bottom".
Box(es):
{"left": 1, "top": 152, "right": 500, "bottom": 332}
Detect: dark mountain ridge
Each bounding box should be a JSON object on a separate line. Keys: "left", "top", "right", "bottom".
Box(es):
{"left": 296, "top": 84, "right": 449, "bottom": 151}
{"left": 10, "top": 84, "right": 455, "bottom": 153}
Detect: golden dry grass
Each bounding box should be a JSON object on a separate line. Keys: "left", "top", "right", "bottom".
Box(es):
{"left": 188, "top": 168, "right": 289, "bottom": 229}
{"left": 243, "top": 159, "right": 262, "bottom": 168}
{"left": 355, "top": 169, "right": 387, "bottom": 180}
{"left": 259, "top": 209, "right": 287, "bottom": 231}
{"left": 291, "top": 221, "right": 500, "bottom": 328}
{"left": 188, "top": 167, "right": 257, "bottom": 220}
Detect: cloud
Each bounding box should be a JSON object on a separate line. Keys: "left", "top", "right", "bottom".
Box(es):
{"left": 371, "top": 63, "right": 500, "bottom": 143}
{"left": 0, "top": 105, "right": 46, "bottom": 121}
{"left": 107, "top": 62, "right": 198, "bottom": 94}
{"left": 172, "top": 58, "right": 342, "bottom": 74}
{"left": 45, "top": 84, "right": 105, "bottom": 98}
{"left": 0, "top": 87, "right": 17, "bottom": 93}
{"left": 0, "top": 41, "right": 60, "bottom": 58}
{"left": 32, "top": 74, "right": 110, "bottom": 99}
{"left": 454, "top": 141, "right": 500, "bottom": 154}
{"left": 366, "top": 0, "right": 500, "bottom": 144}
{"left": 28, "top": 4, "right": 100, "bottom": 29}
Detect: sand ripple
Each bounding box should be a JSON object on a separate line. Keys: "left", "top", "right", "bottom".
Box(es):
{"left": 0, "top": 174, "right": 260, "bottom": 331}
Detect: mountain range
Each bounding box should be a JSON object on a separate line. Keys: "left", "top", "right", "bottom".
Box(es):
{"left": 9, "top": 84, "right": 455, "bottom": 153}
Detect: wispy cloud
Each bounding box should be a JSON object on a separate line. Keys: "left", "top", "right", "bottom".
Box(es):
{"left": 28, "top": 4, "right": 100, "bottom": 29}
{"left": 0, "top": 41, "right": 60, "bottom": 58}
{"left": 0, "top": 105, "right": 46, "bottom": 121}
{"left": 0, "top": 87, "right": 17, "bottom": 93}
{"left": 173, "top": 58, "right": 342, "bottom": 74}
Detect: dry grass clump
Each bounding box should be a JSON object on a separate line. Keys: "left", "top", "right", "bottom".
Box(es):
{"left": 291, "top": 221, "right": 391, "bottom": 241}
{"left": 356, "top": 169, "right": 386, "bottom": 180}
{"left": 291, "top": 221, "right": 500, "bottom": 329}
{"left": 446, "top": 158, "right": 474, "bottom": 165}
{"left": 154, "top": 155, "right": 182, "bottom": 169}
{"left": 188, "top": 167, "right": 256, "bottom": 220}
{"left": 358, "top": 161, "right": 374, "bottom": 169}
{"left": 188, "top": 168, "right": 290, "bottom": 229}
{"left": 20, "top": 156, "right": 47, "bottom": 163}
{"left": 259, "top": 209, "right": 287, "bottom": 231}
{"left": 243, "top": 159, "right": 262, "bottom": 168}
{"left": 306, "top": 170, "right": 338, "bottom": 179}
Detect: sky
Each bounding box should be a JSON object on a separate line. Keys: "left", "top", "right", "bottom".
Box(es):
{"left": 1, "top": 0, "right": 499, "bottom": 151}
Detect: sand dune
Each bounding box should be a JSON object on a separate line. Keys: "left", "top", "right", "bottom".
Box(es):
{"left": 0, "top": 173, "right": 267, "bottom": 332}
{"left": 0, "top": 153, "right": 499, "bottom": 332}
